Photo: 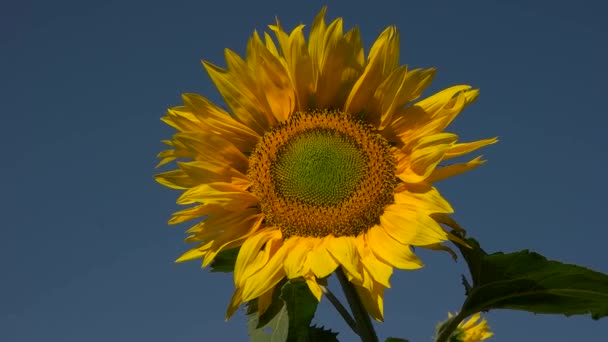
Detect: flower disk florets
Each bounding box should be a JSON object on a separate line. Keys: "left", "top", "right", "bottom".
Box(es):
{"left": 248, "top": 110, "right": 397, "bottom": 238}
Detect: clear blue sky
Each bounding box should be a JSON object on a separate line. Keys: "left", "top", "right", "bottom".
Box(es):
{"left": 1, "top": 0, "right": 606, "bottom": 341}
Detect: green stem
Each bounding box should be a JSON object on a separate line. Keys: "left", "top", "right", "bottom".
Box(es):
{"left": 336, "top": 268, "right": 379, "bottom": 342}
{"left": 320, "top": 284, "right": 359, "bottom": 335}
{"left": 435, "top": 311, "right": 467, "bottom": 342}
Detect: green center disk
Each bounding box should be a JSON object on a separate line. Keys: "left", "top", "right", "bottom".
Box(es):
{"left": 272, "top": 129, "right": 369, "bottom": 206}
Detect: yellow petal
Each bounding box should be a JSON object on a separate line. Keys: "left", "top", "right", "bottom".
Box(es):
{"left": 355, "top": 235, "right": 393, "bottom": 288}
{"left": 241, "top": 239, "right": 290, "bottom": 301}
{"left": 397, "top": 133, "right": 458, "bottom": 183}
{"left": 155, "top": 160, "right": 246, "bottom": 190}
{"left": 377, "top": 67, "right": 436, "bottom": 129}
{"left": 423, "top": 243, "right": 458, "bottom": 261}
{"left": 168, "top": 203, "right": 220, "bottom": 225}
{"left": 248, "top": 32, "right": 295, "bottom": 122}
{"left": 257, "top": 285, "right": 276, "bottom": 316}
{"left": 155, "top": 155, "right": 175, "bottom": 168}
{"left": 225, "top": 287, "right": 243, "bottom": 320}
{"left": 307, "top": 6, "right": 327, "bottom": 90}
{"left": 161, "top": 106, "right": 204, "bottom": 132}
{"left": 173, "top": 132, "right": 249, "bottom": 171}
{"left": 392, "top": 86, "right": 479, "bottom": 145}
{"left": 154, "top": 169, "right": 197, "bottom": 190}
{"left": 181, "top": 160, "right": 246, "bottom": 182}
{"left": 185, "top": 207, "right": 258, "bottom": 238}
{"left": 181, "top": 93, "right": 260, "bottom": 152}
{"left": 378, "top": 209, "right": 417, "bottom": 244}
{"left": 263, "top": 31, "right": 279, "bottom": 57}
{"left": 393, "top": 186, "right": 453, "bottom": 214}
{"left": 269, "top": 23, "right": 313, "bottom": 111}
{"left": 381, "top": 205, "right": 449, "bottom": 246}
{"left": 310, "top": 11, "right": 364, "bottom": 109}
{"left": 356, "top": 266, "right": 373, "bottom": 292}
{"left": 307, "top": 238, "right": 339, "bottom": 278}
{"left": 431, "top": 213, "right": 465, "bottom": 232}
{"left": 308, "top": 7, "right": 327, "bottom": 53}
{"left": 175, "top": 242, "right": 211, "bottom": 263}
{"left": 366, "top": 225, "right": 422, "bottom": 270}
{"left": 443, "top": 137, "right": 498, "bottom": 160}
{"left": 283, "top": 237, "right": 313, "bottom": 278}
{"left": 155, "top": 141, "right": 194, "bottom": 168}
{"left": 203, "top": 60, "right": 270, "bottom": 134}
{"left": 305, "top": 275, "right": 323, "bottom": 301}
{"left": 415, "top": 85, "right": 473, "bottom": 115}
{"left": 177, "top": 181, "right": 255, "bottom": 205}
{"left": 315, "top": 17, "right": 347, "bottom": 107}
{"left": 234, "top": 228, "right": 280, "bottom": 287}
{"left": 326, "top": 235, "right": 362, "bottom": 283}
{"left": 355, "top": 282, "right": 385, "bottom": 322}
{"left": 345, "top": 26, "right": 399, "bottom": 117}
{"left": 427, "top": 156, "right": 486, "bottom": 183}
{"left": 201, "top": 213, "right": 263, "bottom": 267}
{"left": 458, "top": 312, "right": 494, "bottom": 341}
{"left": 236, "top": 230, "right": 284, "bottom": 288}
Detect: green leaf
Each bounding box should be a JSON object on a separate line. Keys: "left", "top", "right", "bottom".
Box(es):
{"left": 210, "top": 247, "right": 239, "bottom": 273}
{"left": 459, "top": 241, "right": 608, "bottom": 319}
{"left": 247, "top": 299, "right": 289, "bottom": 342}
{"left": 247, "top": 281, "right": 322, "bottom": 342}
{"left": 385, "top": 338, "right": 410, "bottom": 342}
{"left": 281, "top": 281, "right": 319, "bottom": 342}
{"left": 455, "top": 238, "right": 487, "bottom": 290}
{"left": 257, "top": 280, "right": 288, "bottom": 328}
{"left": 308, "top": 325, "right": 339, "bottom": 342}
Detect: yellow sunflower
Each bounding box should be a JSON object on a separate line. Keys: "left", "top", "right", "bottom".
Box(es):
{"left": 155, "top": 8, "right": 496, "bottom": 321}
{"left": 449, "top": 313, "right": 494, "bottom": 342}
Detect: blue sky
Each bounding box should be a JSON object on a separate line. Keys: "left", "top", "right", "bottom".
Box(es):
{"left": 1, "top": 0, "right": 607, "bottom": 341}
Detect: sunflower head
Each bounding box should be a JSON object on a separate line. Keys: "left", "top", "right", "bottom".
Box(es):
{"left": 155, "top": 7, "right": 496, "bottom": 321}
{"left": 447, "top": 313, "right": 494, "bottom": 342}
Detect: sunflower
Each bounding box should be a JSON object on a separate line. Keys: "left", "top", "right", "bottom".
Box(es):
{"left": 448, "top": 313, "right": 494, "bottom": 342}
{"left": 155, "top": 8, "right": 496, "bottom": 321}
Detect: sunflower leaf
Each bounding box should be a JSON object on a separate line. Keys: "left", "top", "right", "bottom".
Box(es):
{"left": 280, "top": 281, "right": 319, "bottom": 342}
{"left": 459, "top": 241, "right": 608, "bottom": 319}
{"left": 454, "top": 238, "right": 487, "bottom": 288}
{"left": 210, "top": 247, "right": 239, "bottom": 273}
{"left": 247, "top": 299, "right": 289, "bottom": 342}
{"left": 257, "top": 280, "right": 288, "bottom": 328}
{"left": 308, "top": 325, "right": 339, "bottom": 341}
{"left": 385, "top": 338, "right": 410, "bottom": 342}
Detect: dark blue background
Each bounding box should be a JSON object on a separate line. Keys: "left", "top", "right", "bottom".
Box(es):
{"left": 2, "top": 0, "right": 606, "bottom": 341}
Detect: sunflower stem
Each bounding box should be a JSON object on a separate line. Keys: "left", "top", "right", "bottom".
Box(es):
{"left": 335, "top": 268, "right": 379, "bottom": 342}
{"left": 435, "top": 310, "right": 467, "bottom": 342}
{"left": 320, "top": 284, "right": 359, "bottom": 334}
